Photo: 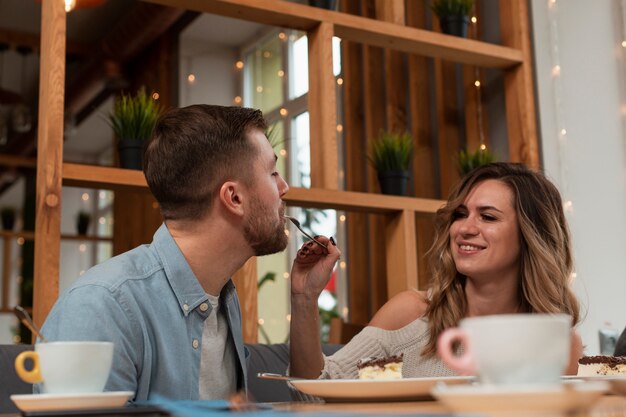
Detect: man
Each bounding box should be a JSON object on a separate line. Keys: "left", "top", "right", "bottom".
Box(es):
{"left": 41, "top": 105, "right": 293, "bottom": 400}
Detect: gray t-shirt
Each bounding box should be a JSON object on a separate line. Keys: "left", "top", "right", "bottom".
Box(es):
{"left": 198, "top": 293, "right": 237, "bottom": 399}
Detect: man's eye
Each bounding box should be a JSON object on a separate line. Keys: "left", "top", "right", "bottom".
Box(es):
{"left": 272, "top": 172, "right": 279, "bottom": 177}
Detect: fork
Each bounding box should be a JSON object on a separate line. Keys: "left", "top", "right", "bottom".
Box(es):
{"left": 283, "top": 215, "right": 327, "bottom": 250}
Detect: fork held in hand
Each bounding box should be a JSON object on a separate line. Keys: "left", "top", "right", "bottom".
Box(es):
{"left": 284, "top": 215, "right": 328, "bottom": 250}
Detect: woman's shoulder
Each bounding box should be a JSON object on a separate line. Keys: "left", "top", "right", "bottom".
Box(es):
{"left": 368, "top": 289, "right": 428, "bottom": 331}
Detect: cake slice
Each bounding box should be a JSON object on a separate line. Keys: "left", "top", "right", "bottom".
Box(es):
{"left": 356, "top": 354, "right": 403, "bottom": 380}
{"left": 578, "top": 355, "right": 626, "bottom": 376}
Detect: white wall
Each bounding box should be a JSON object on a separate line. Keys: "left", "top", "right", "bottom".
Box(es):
{"left": 531, "top": 0, "right": 626, "bottom": 354}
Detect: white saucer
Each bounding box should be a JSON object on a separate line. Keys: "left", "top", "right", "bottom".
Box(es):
{"left": 10, "top": 391, "right": 134, "bottom": 412}
{"left": 431, "top": 381, "right": 609, "bottom": 415}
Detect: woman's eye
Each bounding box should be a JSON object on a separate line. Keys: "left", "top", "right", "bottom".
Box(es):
{"left": 452, "top": 210, "right": 467, "bottom": 220}
{"left": 481, "top": 214, "right": 497, "bottom": 221}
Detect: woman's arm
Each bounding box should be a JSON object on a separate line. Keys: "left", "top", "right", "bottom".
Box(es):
{"left": 564, "top": 330, "right": 583, "bottom": 375}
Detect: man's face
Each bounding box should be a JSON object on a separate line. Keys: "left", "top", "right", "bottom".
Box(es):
{"left": 242, "top": 129, "right": 289, "bottom": 256}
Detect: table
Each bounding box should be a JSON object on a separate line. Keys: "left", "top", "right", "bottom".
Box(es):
{"left": 278, "top": 394, "right": 626, "bottom": 416}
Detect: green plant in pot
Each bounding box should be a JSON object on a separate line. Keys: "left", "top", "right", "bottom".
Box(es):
{"left": 1, "top": 206, "right": 16, "bottom": 231}
{"left": 368, "top": 131, "right": 414, "bottom": 196}
{"left": 432, "top": 0, "right": 474, "bottom": 38}
{"left": 457, "top": 147, "right": 496, "bottom": 176}
{"left": 76, "top": 211, "right": 91, "bottom": 236}
{"left": 108, "top": 88, "right": 161, "bottom": 170}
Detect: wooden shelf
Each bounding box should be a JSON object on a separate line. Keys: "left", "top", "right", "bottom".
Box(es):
{"left": 62, "top": 163, "right": 444, "bottom": 215}
{"left": 0, "top": 229, "right": 112, "bottom": 242}
{"left": 144, "top": 0, "right": 523, "bottom": 69}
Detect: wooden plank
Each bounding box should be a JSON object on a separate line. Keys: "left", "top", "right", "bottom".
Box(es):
{"left": 308, "top": 21, "right": 338, "bottom": 190}
{"left": 231, "top": 257, "right": 258, "bottom": 343}
{"left": 385, "top": 210, "right": 418, "bottom": 297}
{"left": 406, "top": 0, "right": 436, "bottom": 199}
{"left": 63, "top": 163, "right": 151, "bottom": 192}
{"left": 62, "top": 163, "right": 445, "bottom": 213}
{"left": 341, "top": 0, "right": 370, "bottom": 325}
{"left": 2, "top": 237, "right": 11, "bottom": 312}
{"left": 434, "top": 58, "right": 462, "bottom": 196}
{"left": 406, "top": 1, "right": 437, "bottom": 291}
{"left": 33, "top": 0, "right": 65, "bottom": 327}
{"left": 499, "top": 0, "right": 540, "bottom": 168}
{"left": 142, "top": 0, "right": 523, "bottom": 68}
{"left": 376, "top": 0, "right": 407, "bottom": 135}
{"left": 0, "top": 154, "right": 37, "bottom": 169}
{"left": 362, "top": 0, "right": 387, "bottom": 315}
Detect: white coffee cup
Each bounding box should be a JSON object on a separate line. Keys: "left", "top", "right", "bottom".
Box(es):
{"left": 15, "top": 341, "right": 114, "bottom": 394}
{"left": 437, "top": 314, "right": 571, "bottom": 385}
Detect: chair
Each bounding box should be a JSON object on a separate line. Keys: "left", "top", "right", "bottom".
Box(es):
{"left": 615, "top": 326, "right": 626, "bottom": 356}
{"left": 245, "top": 343, "right": 342, "bottom": 402}
{"left": 0, "top": 344, "right": 32, "bottom": 413}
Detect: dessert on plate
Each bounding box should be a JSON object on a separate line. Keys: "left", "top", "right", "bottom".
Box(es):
{"left": 356, "top": 354, "right": 403, "bottom": 380}
{"left": 577, "top": 355, "right": 626, "bottom": 376}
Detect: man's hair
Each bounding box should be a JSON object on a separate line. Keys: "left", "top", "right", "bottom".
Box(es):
{"left": 422, "top": 162, "right": 580, "bottom": 357}
{"left": 144, "top": 104, "right": 267, "bottom": 220}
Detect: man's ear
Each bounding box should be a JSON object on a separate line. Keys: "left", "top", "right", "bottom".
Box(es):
{"left": 218, "top": 181, "right": 245, "bottom": 217}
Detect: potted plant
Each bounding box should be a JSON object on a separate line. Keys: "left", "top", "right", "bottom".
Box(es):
{"left": 309, "top": 0, "right": 338, "bottom": 10}
{"left": 107, "top": 88, "right": 161, "bottom": 170}
{"left": 432, "top": 0, "right": 474, "bottom": 38}
{"left": 368, "top": 131, "right": 413, "bottom": 196}
{"left": 76, "top": 211, "right": 91, "bottom": 236}
{"left": 457, "top": 147, "right": 496, "bottom": 176}
{"left": 1, "top": 206, "right": 16, "bottom": 231}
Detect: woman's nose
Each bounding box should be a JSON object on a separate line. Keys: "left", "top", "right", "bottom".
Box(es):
{"left": 458, "top": 216, "right": 479, "bottom": 235}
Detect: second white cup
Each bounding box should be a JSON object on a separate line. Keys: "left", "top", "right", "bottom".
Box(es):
{"left": 437, "top": 314, "right": 571, "bottom": 385}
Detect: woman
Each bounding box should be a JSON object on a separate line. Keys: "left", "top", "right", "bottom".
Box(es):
{"left": 289, "top": 162, "right": 582, "bottom": 379}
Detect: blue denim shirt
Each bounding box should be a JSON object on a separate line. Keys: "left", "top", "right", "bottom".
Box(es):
{"left": 41, "top": 223, "right": 248, "bottom": 401}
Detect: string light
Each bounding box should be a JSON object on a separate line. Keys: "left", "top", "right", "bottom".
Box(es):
{"left": 152, "top": 92, "right": 159, "bottom": 100}
{"left": 339, "top": 215, "right": 346, "bottom": 222}
{"left": 256, "top": 86, "right": 263, "bottom": 93}
{"left": 277, "top": 70, "right": 285, "bottom": 77}
{"left": 278, "top": 32, "right": 287, "bottom": 41}
{"left": 469, "top": 12, "right": 487, "bottom": 153}
{"left": 283, "top": 272, "right": 290, "bottom": 279}
{"left": 279, "top": 149, "right": 287, "bottom": 157}
{"left": 279, "top": 108, "right": 288, "bottom": 117}
{"left": 471, "top": 16, "right": 477, "bottom": 24}
{"left": 258, "top": 318, "right": 265, "bottom": 325}
{"left": 81, "top": 193, "right": 89, "bottom": 201}
{"left": 235, "top": 61, "right": 244, "bottom": 69}
{"left": 234, "top": 96, "right": 242, "bottom": 105}
{"left": 336, "top": 77, "right": 344, "bottom": 85}
{"left": 187, "top": 74, "right": 195, "bottom": 83}
{"left": 336, "top": 124, "right": 343, "bottom": 132}
{"left": 548, "top": 0, "right": 572, "bottom": 213}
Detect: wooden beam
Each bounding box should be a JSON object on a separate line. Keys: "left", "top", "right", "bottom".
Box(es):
{"left": 231, "top": 257, "right": 258, "bottom": 343}
{"left": 499, "top": 0, "right": 540, "bottom": 168}
{"left": 2, "top": 237, "right": 11, "bottom": 312}
{"left": 62, "top": 163, "right": 151, "bottom": 192}
{"left": 341, "top": 0, "right": 370, "bottom": 325}
{"left": 142, "top": 0, "right": 523, "bottom": 68}
{"left": 385, "top": 210, "right": 418, "bottom": 297}
{"left": 33, "top": 0, "right": 65, "bottom": 327}
{"left": 0, "top": 28, "right": 87, "bottom": 57}
{"left": 308, "top": 21, "right": 338, "bottom": 190}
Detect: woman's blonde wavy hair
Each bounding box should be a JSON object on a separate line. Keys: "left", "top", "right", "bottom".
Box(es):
{"left": 422, "top": 162, "right": 580, "bottom": 357}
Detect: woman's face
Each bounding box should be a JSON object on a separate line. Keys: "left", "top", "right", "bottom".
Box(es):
{"left": 449, "top": 179, "right": 521, "bottom": 282}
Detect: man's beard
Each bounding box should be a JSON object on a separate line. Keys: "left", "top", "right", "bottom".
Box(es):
{"left": 243, "top": 196, "right": 288, "bottom": 256}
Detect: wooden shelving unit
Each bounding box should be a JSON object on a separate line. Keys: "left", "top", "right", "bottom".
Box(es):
{"left": 32, "top": 0, "right": 539, "bottom": 343}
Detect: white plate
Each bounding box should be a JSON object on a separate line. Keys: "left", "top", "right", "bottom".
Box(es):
{"left": 563, "top": 375, "right": 626, "bottom": 395}
{"left": 289, "top": 376, "right": 475, "bottom": 402}
{"left": 431, "top": 381, "right": 609, "bottom": 416}
{"left": 10, "top": 391, "right": 134, "bottom": 412}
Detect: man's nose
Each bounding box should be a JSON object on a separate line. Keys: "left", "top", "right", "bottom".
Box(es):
{"left": 279, "top": 175, "right": 289, "bottom": 196}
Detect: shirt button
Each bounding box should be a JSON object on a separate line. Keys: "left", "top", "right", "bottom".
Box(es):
{"left": 183, "top": 304, "right": 189, "bottom": 312}
{"left": 192, "top": 339, "right": 199, "bottom": 349}
{"left": 199, "top": 303, "right": 209, "bottom": 312}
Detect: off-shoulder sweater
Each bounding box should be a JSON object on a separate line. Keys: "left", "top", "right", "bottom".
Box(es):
{"left": 320, "top": 317, "right": 456, "bottom": 379}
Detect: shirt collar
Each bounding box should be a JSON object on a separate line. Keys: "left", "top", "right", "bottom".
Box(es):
{"left": 151, "top": 223, "right": 208, "bottom": 317}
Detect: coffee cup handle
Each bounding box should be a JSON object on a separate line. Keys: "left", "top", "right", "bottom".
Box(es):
{"left": 15, "top": 351, "right": 43, "bottom": 384}
{"left": 437, "top": 327, "right": 476, "bottom": 376}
